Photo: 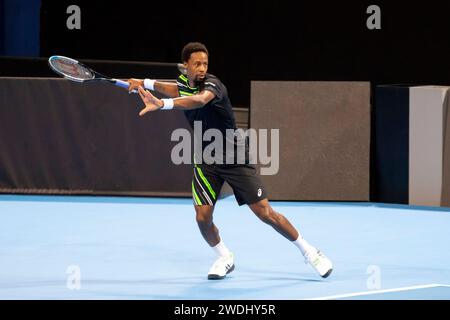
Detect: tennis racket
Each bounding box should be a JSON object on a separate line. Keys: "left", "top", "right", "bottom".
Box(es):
{"left": 48, "top": 55, "right": 134, "bottom": 91}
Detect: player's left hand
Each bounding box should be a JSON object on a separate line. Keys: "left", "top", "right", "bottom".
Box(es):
{"left": 137, "top": 86, "right": 163, "bottom": 116}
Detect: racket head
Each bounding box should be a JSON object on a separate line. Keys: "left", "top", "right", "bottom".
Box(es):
{"left": 48, "top": 55, "right": 96, "bottom": 82}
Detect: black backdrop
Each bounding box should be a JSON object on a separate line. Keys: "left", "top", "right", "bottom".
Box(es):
{"left": 4, "top": 1, "right": 450, "bottom": 199}
{"left": 39, "top": 1, "right": 450, "bottom": 107}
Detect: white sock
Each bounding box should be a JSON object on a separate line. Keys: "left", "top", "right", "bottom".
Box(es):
{"left": 292, "top": 235, "right": 315, "bottom": 256}
{"left": 212, "top": 240, "right": 231, "bottom": 257}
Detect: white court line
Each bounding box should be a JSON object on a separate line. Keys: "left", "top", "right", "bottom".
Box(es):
{"left": 306, "top": 284, "right": 450, "bottom": 300}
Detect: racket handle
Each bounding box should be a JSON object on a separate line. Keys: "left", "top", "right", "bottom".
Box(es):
{"left": 114, "top": 79, "right": 130, "bottom": 88}
{"left": 114, "top": 79, "right": 137, "bottom": 93}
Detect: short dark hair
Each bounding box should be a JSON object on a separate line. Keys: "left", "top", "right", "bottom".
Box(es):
{"left": 181, "top": 42, "right": 209, "bottom": 63}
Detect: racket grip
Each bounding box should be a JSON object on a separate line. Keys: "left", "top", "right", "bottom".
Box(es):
{"left": 114, "top": 79, "right": 130, "bottom": 88}
{"left": 114, "top": 79, "right": 137, "bottom": 93}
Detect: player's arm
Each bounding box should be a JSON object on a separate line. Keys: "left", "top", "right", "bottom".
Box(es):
{"left": 127, "top": 78, "right": 180, "bottom": 98}
{"left": 136, "top": 86, "right": 215, "bottom": 116}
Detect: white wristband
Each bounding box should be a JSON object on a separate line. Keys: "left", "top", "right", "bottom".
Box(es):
{"left": 161, "top": 98, "right": 174, "bottom": 110}
{"left": 144, "top": 79, "right": 156, "bottom": 91}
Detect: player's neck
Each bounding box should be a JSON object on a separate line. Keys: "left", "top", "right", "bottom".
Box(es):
{"left": 188, "top": 77, "right": 196, "bottom": 88}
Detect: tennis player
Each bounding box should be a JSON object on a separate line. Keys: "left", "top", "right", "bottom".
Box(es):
{"left": 127, "top": 42, "right": 333, "bottom": 280}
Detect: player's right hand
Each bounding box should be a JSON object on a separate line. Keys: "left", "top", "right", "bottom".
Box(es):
{"left": 127, "top": 78, "right": 144, "bottom": 93}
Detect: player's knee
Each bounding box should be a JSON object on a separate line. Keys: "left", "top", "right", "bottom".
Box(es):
{"left": 255, "top": 205, "right": 276, "bottom": 224}
{"left": 196, "top": 210, "right": 213, "bottom": 226}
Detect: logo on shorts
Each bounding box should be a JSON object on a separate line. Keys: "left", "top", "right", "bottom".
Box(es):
{"left": 257, "top": 188, "right": 262, "bottom": 197}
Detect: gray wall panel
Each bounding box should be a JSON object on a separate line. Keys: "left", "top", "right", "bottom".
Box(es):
{"left": 409, "top": 86, "right": 449, "bottom": 206}
{"left": 250, "top": 81, "right": 370, "bottom": 201}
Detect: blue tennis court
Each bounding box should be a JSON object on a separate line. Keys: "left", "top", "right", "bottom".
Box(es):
{"left": 1, "top": 194, "right": 449, "bottom": 300}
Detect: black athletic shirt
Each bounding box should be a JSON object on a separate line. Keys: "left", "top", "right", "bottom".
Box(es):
{"left": 177, "top": 73, "right": 248, "bottom": 164}
{"left": 178, "top": 73, "right": 236, "bottom": 132}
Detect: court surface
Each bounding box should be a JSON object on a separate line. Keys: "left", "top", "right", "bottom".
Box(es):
{"left": 0, "top": 194, "right": 449, "bottom": 300}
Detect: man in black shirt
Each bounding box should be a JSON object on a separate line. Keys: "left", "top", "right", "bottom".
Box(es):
{"left": 127, "top": 42, "right": 333, "bottom": 280}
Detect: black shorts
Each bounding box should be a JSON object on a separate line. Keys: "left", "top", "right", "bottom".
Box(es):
{"left": 191, "top": 163, "right": 268, "bottom": 206}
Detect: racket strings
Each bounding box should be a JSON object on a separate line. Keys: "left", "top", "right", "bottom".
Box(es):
{"left": 51, "top": 58, "right": 94, "bottom": 80}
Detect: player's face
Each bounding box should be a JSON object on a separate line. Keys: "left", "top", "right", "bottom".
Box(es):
{"left": 185, "top": 51, "right": 208, "bottom": 82}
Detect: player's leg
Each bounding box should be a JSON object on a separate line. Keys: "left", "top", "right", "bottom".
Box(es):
{"left": 248, "top": 198, "right": 333, "bottom": 278}
{"left": 247, "top": 198, "right": 298, "bottom": 241}
{"left": 192, "top": 165, "right": 234, "bottom": 280}
{"left": 220, "top": 164, "right": 333, "bottom": 278}
{"left": 194, "top": 204, "right": 220, "bottom": 246}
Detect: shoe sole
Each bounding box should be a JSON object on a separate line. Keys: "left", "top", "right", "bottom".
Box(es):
{"left": 321, "top": 268, "right": 333, "bottom": 278}
{"left": 208, "top": 264, "right": 235, "bottom": 280}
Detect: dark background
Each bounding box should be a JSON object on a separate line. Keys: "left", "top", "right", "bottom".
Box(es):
{"left": 3, "top": 1, "right": 450, "bottom": 107}
{"left": 2, "top": 0, "right": 450, "bottom": 200}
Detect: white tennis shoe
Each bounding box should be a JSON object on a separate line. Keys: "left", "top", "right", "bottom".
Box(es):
{"left": 207, "top": 252, "right": 235, "bottom": 280}
{"left": 304, "top": 248, "right": 333, "bottom": 278}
